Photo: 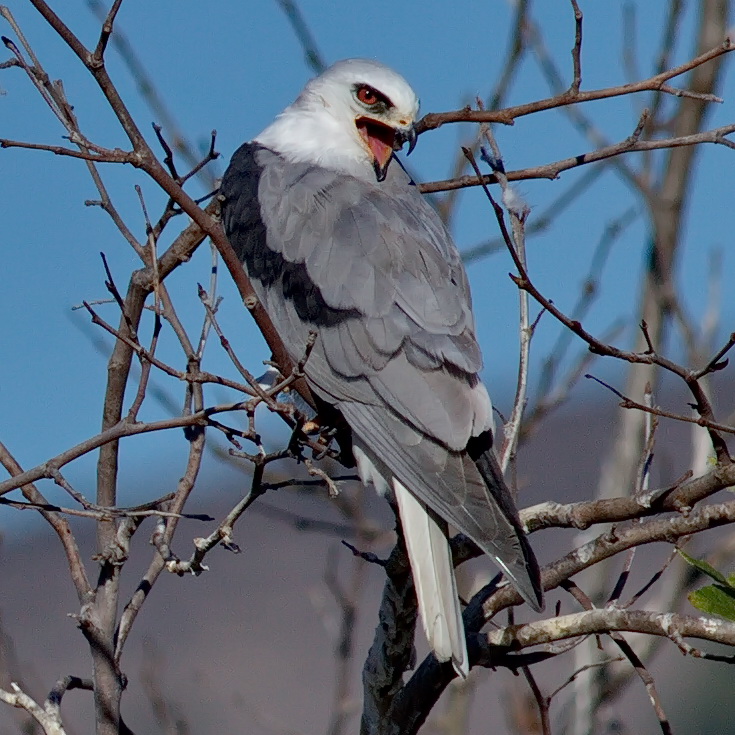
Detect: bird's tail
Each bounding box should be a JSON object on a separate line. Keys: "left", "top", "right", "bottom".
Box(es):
{"left": 393, "top": 479, "right": 469, "bottom": 678}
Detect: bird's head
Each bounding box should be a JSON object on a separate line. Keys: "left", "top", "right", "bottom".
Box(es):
{"left": 256, "top": 59, "right": 419, "bottom": 182}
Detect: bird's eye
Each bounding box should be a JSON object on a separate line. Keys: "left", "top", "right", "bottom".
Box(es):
{"left": 357, "top": 85, "right": 379, "bottom": 105}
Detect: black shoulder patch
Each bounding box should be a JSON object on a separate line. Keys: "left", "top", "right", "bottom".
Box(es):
{"left": 220, "top": 144, "right": 355, "bottom": 327}
{"left": 466, "top": 428, "right": 493, "bottom": 461}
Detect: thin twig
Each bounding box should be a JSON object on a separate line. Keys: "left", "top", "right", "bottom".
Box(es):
{"left": 418, "top": 121, "right": 735, "bottom": 194}
{"left": 416, "top": 38, "right": 733, "bottom": 133}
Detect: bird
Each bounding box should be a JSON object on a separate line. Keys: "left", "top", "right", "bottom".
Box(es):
{"left": 220, "top": 58, "right": 543, "bottom": 677}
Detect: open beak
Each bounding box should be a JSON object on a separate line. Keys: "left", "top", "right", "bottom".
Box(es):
{"left": 356, "top": 118, "right": 417, "bottom": 182}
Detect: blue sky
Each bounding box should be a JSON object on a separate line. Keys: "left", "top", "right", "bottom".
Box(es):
{"left": 1, "top": 1, "right": 733, "bottom": 534}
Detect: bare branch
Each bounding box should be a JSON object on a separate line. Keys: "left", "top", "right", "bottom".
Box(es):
{"left": 568, "top": 0, "right": 583, "bottom": 94}
{"left": 91, "top": 0, "right": 123, "bottom": 62}
{"left": 0, "top": 137, "right": 134, "bottom": 161}
{"left": 0, "top": 683, "right": 67, "bottom": 735}
{"left": 274, "top": 0, "right": 326, "bottom": 74}
{"left": 0, "top": 440, "right": 92, "bottom": 602}
{"left": 484, "top": 608, "right": 735, "bottom": 652}
{"left": 416, "top": 38, "right": 733, "bottom": 133}
{"left": 419, "top": 122, "right": 735, "bottom": 193}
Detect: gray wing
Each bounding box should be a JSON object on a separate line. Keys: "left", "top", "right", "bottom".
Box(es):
{"left": 221, "top": 144, "right": 542, "bottom": 609}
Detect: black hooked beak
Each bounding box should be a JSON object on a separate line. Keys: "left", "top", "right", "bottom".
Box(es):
{"left": 395, "top": 124, "right": 417, "bottom": 156}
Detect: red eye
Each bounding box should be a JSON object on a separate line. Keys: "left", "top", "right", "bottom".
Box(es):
{"left": 357, "top": 86, "right": 379, "bottom": 105}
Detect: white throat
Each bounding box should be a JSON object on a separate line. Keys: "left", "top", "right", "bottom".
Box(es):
{"left": 254, "top": 102, "right": 374, "bottom": 180}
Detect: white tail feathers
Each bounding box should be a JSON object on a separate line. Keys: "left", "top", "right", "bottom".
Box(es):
{"left": 393, "top": 480, "right": 469, "bottom": 678}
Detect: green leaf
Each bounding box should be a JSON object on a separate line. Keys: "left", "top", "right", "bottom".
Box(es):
{"left": 678, "top": 550, "right": 730, "bottom": 585}
{"left": 688, "top": 584, "right": 735, "bottom": 621}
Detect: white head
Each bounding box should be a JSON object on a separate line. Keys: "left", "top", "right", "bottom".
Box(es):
{"left": 255, "top": 58, "right": 420, "bottom": 182}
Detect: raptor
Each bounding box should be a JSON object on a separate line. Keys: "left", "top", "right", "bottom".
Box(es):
{"left": 220, "top": 59, "right": 543, "bottom": 676}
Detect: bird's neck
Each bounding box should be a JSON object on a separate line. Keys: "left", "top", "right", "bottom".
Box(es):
{"left": 254, "top": 104, "right": 375, "bottom": 181}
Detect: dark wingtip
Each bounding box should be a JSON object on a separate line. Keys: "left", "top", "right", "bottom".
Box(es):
{"left": 527, "top": 583, "right": 545, "bottom": 613}
{"left": 502, "top": 548, "right": 544, "bottom": 613}
{"left": 470, "top": 434, "right": 544, "bottom": 612}
{"left": 521, "top": 536, "right": 544, "bottom": 612}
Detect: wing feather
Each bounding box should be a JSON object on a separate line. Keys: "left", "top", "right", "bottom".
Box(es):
{"left": 256, "top": 148, "right": 475, "bottom": 339}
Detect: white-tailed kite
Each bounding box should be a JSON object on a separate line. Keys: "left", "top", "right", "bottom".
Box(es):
{"left": 221, "top": 58, "right": 543, "bottom": 677}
